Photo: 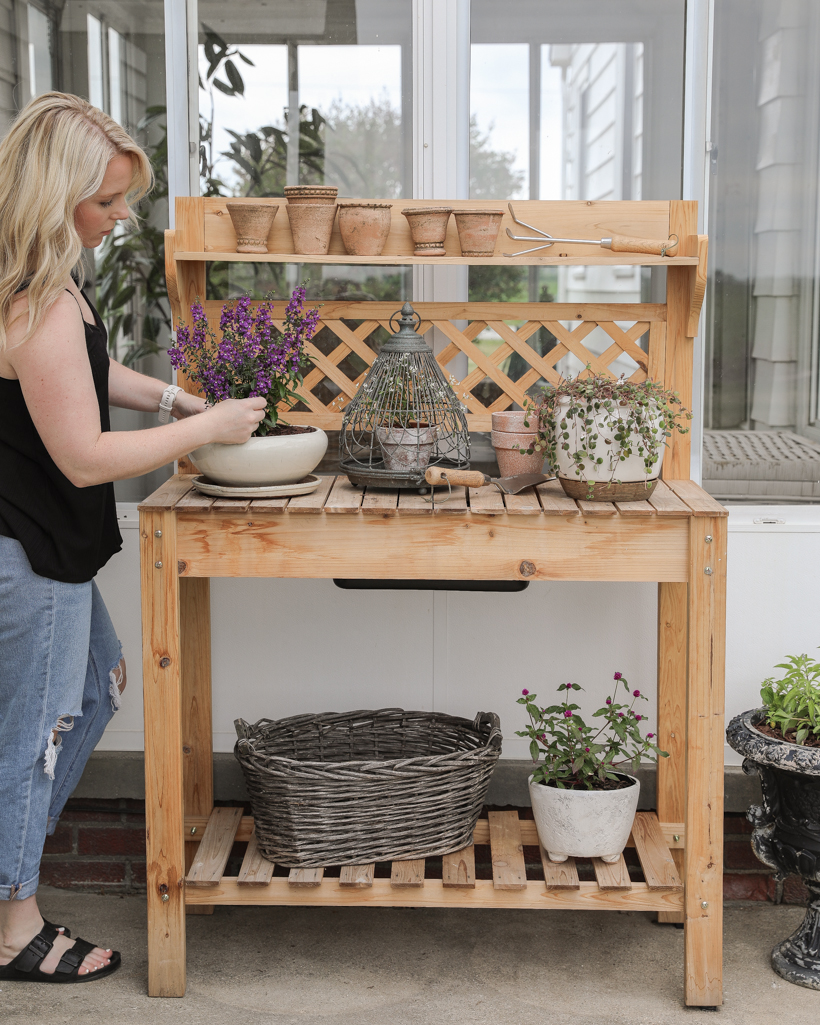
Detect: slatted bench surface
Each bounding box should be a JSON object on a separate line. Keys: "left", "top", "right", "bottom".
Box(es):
{"left": 183, "top": 809, "right": 683, "bottom": 913}
{"left": 143, "top": 474, "right": 727, "bottom": 518}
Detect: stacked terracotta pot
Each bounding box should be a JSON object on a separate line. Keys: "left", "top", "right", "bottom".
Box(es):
{"left": 285, "top": 186, "right": 338, "bottom": 255}
{"left": 490, "top": 410, "right": 546, "bottom": 477}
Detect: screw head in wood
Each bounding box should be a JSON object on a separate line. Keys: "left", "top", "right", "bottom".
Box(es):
{"left": 673, "top": 834, "right": 681, "bottom": 842}
{"left": 155, "top": 561, "right": 163, "bottom": 569}
{"left": 701, "top": 901, "right": 709, "bottom": 909}
{"left": 161, "top": 893, "right": 170, "bottom": 902}
{"left": 159, "top": 656, "right": 171, "bottom": 668}
{"left": 704, "top": 567, "right": 713, "bottom": 575}
{"left": 705, "top": 534, "right": 713, "bottom": 543}
{"left": 154, "top": 530, "right": 162, "bottom": 537}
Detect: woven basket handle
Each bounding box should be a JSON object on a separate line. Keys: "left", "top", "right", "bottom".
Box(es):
{"left": 474, "top": 711, "right": 503, "bottom": 749}
{"left": 234, "top": 718, "right": 253, "bottom": 740}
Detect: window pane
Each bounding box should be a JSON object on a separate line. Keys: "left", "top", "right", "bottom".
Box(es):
{"left": 0, "top": 1, "right": 169, "bottom": 502}
{"left": 469, "top": 1, "right": 685, "bottom": 400}
{"left": 198, "top": 0, "right": 412, "bottom": 303}
{"left": 704, "top": 0, "right": 820, "bottom": 503}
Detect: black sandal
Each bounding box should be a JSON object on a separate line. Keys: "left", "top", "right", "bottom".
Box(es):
{"left": 0, "top": 922, "right": 121, "bottom": 983}
{"left": 42, "top": 919, "right": 70, "bottom": 938}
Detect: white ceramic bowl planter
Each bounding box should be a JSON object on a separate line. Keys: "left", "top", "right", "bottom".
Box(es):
{"left": 528, "top": 772, "right": 640, "bottom": 862}
{"left": 554, "top": 396, "right": 664, "bottom": 485}
{"left": 190, "top": 428, "right": 328, "bottom": 487}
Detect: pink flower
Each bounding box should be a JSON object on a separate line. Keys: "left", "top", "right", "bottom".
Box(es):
{"left": 635, "top": 714, "right": 642, "bottom": 721}
{"left": 613, "top": 672, "right": 622, "bottom": 680}
{"left": 647, "top": 733, "right": 655, "bottom": 739}
{"left": 563, "top": 710, "right": 573, "bottom": 718}
{"left": 633, "top": 689, "right": 641, "bottom": 697}
{"left": 584, "top": 747, "right": 590, "bottom": 752}
{"left": 605, "top": 698, "right": 612, "bottom": 705}
{"left": 522, "top": 688, "right": 529, "bottom": 696}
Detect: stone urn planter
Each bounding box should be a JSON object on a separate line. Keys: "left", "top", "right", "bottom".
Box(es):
{"left": 727, "top": 709, "right": 820, "bottom": 990}
{"left": 338, "top": 203, "right": 392, "bottom": 256}
{"left": 401, "top": 206, "right": 453, "bottom": 256}
{"left": 454, "top": 209, "right": 504, "bottom": 256}
{"left": 529, "top": 772, "right": 640, "bottom": 863}
{"left": 375, "top": 422, "right": 437, "bottom": 472}
{"left": 490, "top": 409, "right": 544, "bottom": 477}
{"left": 189, "top": 428, "right": 328, "bottom": 487}
{"left": 283, "top": 185, "right": 338, "bottom": 205}
{"left": 287, "top": 202, "right": 338, "bottom": 256}
{"left": 226, "top": 201, "right": 278, "bottom": 254}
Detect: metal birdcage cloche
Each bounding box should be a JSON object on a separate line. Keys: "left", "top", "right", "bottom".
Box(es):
{"left": 339, "top": 302, "right": 471, "bottom": 488}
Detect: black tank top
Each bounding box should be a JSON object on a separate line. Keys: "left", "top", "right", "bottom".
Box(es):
{"left": 0, "top": 288, "right": 122, "bottom": 583}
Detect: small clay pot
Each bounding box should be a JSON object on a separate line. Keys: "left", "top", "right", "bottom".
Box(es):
{"left": 284, "top": 186, "right": 338, "bottom": 205}
{"left": 491, "top": 410, "right": 539, "bottom": 433}
{"left": 491, "top": 430, "right": 546, "bottom": 477}
{"left": 401, "top": 206, "right": 453, "bottom": 256}
{"left": 454, "top": 209, "right": 504, "bottom": 256}
{"left": 287, "top": 203, "right": 338, "bottom": 256}
{"left": 338, "top": 203, "right": 392, "bottom": 256}
{"left": 226, "top": 202, "right": 278, "bottom": 254}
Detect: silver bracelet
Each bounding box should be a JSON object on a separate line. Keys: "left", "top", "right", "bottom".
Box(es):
{"left": 158, "top": 385, "right": 183, "bottom": 424}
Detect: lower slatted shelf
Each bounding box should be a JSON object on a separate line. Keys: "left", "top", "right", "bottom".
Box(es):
{"left": 184, "top": 808, "right": 683, "bottom": 913}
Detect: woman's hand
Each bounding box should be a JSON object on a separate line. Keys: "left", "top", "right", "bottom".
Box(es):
{"left": 202, "top": 397, "right": 267, "bottom": 445}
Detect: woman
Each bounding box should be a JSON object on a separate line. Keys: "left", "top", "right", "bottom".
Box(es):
{"left": 0, "top": 92, "right": 265, "bottom": 983}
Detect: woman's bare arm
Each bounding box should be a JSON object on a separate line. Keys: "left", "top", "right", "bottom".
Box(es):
{"left": 7, "top": 293, "right": 264, "bottom": 487}
{"left": 107, "top": 358, "right": 207, "bottom": 417}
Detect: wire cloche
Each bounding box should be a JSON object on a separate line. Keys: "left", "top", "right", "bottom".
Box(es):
{"left": 339, "top": 302, "right": 471, "bottom": 488}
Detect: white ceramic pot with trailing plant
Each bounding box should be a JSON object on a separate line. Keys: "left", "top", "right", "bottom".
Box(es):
{"left": 536, "top": 372, "right": 691, "bottom": 502}
{"left": 726, "top": 651, "right": 820, "bottom": 990}
{"left": 169, "top": 287, "right": 328, "bottom": 487}
{"left": 517, "top": 673, "right": 668, "bottom": 862}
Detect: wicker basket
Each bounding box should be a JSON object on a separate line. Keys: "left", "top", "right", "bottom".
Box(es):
{"left": 234, "top": 708, "right": 502, "bottom": 867}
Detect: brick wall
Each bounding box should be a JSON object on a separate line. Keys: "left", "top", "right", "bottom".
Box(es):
{"left": 42, "top": 799, "right": 810, "bottom": 904}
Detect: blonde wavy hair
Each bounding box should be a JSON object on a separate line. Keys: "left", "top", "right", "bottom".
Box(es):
{"left": 0, "top": 91, "right": 153, "bottom": 350}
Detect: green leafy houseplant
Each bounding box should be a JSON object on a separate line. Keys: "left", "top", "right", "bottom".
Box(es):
{"left": 530, "top": 371, "right": 692, "bottom": 496}
{"left": 517, "top": 673, "right": 668, "bottom": 790}
{"left": 760, "top": 651, "right": 820, "bottom": 747}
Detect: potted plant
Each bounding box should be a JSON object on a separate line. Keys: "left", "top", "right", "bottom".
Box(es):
{"left": 726, "top": 651, "right": 820, "bottom": 990}
{"left": 517, "top": 673, "right": 667, "bottom": 862}
{"left": 534, "top": 371, "right": 691, "bottom": 501}
{"left": 491, "top": 400, "right": 546, "bottom": 477}
{"left": 169, "top": 287, "right": 328, "bottom": 486}
{"left": 372, "top": 363, "right": 437, "bottom": 472}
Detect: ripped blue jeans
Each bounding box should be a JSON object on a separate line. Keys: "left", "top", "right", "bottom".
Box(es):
{"left": 0, "top": 537, "right": 122, "bottom": 900}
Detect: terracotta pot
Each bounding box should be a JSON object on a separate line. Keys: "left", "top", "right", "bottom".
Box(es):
{"left": 376, "top": 423, "right": 437, "bottom": 472}
{"left": 454, "top": 209, "right": 504, "bottom": 256}
{"left": 226, "top": 202, "right": 278, "bottom": 254}
{"left": 401, "top": 206, "right": 453, "bottom": 256}
{"left": 338, "top": 203, "right": 392, "bottom": 256}
{"left": 284, "top": 185, "right": 338, "bottom": 205}
{"left": 491, "top": 430, "right": 546, "bottom": 477}
{"left": 287, "top": 203, "right": 338, "bottom": 256}
{"left": 491, "top": 410, "right": 539, "bottom": 433}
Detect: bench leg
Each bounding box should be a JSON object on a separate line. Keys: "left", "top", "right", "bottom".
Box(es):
{"left": 142, "top": 510, "right": 186, "bottom": 996}
{"left": 684, "top": 516, "right": 726, "bottom": 1007}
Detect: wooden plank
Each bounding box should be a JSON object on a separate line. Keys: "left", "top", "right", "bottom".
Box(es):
{"left": 249, "top": 498, "right": 289, "bottom": 512}
{"left": 176, "top": 514, "right": 690, "bottom": 582}
{"left": 181, "top": 250, "right": 698, "bottom": 267}
{"left": 180, "top": 577, "right": 213, "bottom": 915}
{"left": 361, "top": 488, "right": 399, "bottom": 515}
{"left": 592, "top": 855, "right": 632, "bottom": 890}
{"left": 539, "top": 847, "right": 580, "bottom": 890}
{"left": 577, "top": 500, "right": 617, "bottom": 516}
{"left": 631, "top": 813, "right": 682, "bottom": 890}
{"left": 397, "top": 490, "right": 433, "bottom": 514}
{"left": 649, "top": 480, "right": 690, "bottom": 517}
{"left": 186, "top": 807, "right": 243, "bottom": 887}
{"left": 238, "top": 830, "right": 275, "bottom": 886}
{"left": 288, "top": 868, "right": 324, "bottom": 887}
{"left": 287, "top": 474, "right": 334, "bottom": 512}
{"left": 442, "top": 846, "right": 476, "bottom": 888}
{"left": 186, "top": 877, "right": 685, "bottom": 913}
{"left": 390, "top": 859, "right": 425, "bottom": 888}
{"left": 684, "top": 516, "right": 726, "bottom": 1006}
{"left": 665, "top": 479, "right": 729, "bottom": 517}
{"left": 209, "top": 498, "right": 252, "bottom": 513}
{"left": 140, "top": 508, "right": 186, "bottom": 996}
{"left": 339, "top": 864, "right": 375, "bottom": 888}
{"left": 488, "top": 811, "right": 527, "bottom": 890}
{"left": 468, "top": 485, "right": 505, "bottom": 515}
{"left": 657, "top": 581, "right": 688, "bottom": 923}
{"left": 614, "top": 500, "right": 655, "bottom": 516}
{"left": 433, "top": 485, "right": 468, "bottom": 513}
{"left": 324, "top": 475, "right": 364, "bottom": 513}
{"left": 139, "top": 474, "right": 195, "bottom": 511}
{"left": 686, "top": 235, "right": 709, "bottom": 336}
{"left": 536, "top": 479, "right": 579, "bottom": 515}
{"left": 175, "top": 490, "right": 215, "bottom": 511}
{"left": 503, "top": 486, "right": 542, "bottom": 514}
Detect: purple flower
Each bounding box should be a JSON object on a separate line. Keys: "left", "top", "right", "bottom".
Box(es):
{"left": 605, "top": 698, "right": 612, "bottom": 705}
{"left": 563, "top": 710, "right": 573, "bottom": 718}
{"left": 522, "top": 688, "right": 529, "bottom": 696}
{"left": 613, "top": 672, "right": 622, "bottom": 680}
{"left": 633, "top": 689, "right": 641, "bottom": 698}
{"left": 618, "top": 712, "right": 625, "bottom": 718}
{"left": 635, "top": 714, "right": 642, "bottom": 722}
{"left": 647, "top": 732, "right": 654, "bottom": 739}
{"left": 584, "top": 747, "right": 590, "bottom": 752}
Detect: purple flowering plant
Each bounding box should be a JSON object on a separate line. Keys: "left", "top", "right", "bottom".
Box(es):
{"left": 168, "top": 286, "right": 319, "bottom": 436}
{"left": 516, "top": 672, "right": 667, "bottom": 790}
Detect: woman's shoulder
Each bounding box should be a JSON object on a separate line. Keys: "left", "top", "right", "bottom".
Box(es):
{"left": 6, "top": 281, "right": 83, "bottom": 347}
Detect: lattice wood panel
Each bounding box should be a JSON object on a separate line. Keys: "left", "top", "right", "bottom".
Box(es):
{"left": 197, "top": 301, "right": 667, "bottom": 431}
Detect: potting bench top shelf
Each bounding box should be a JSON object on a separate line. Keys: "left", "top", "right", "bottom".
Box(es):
{"left": 141, "top": 197, "right": 724, "bottom": 1008}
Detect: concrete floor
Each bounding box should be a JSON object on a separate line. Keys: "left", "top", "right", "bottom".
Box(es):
{"left": 1, "top": 888, "right": 817, "bottom": 1025}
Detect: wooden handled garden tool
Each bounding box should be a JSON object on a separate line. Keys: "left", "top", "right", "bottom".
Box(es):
{"left": 425, "top": 466, "right": 552, "bottom": 495}
{"left": 504, "top": 203, "right": 679, "bottom": 258}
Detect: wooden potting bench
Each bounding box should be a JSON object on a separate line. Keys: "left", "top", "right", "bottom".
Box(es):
{"left": 139, "top": 197, "right": 724, "bottom": 1005}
